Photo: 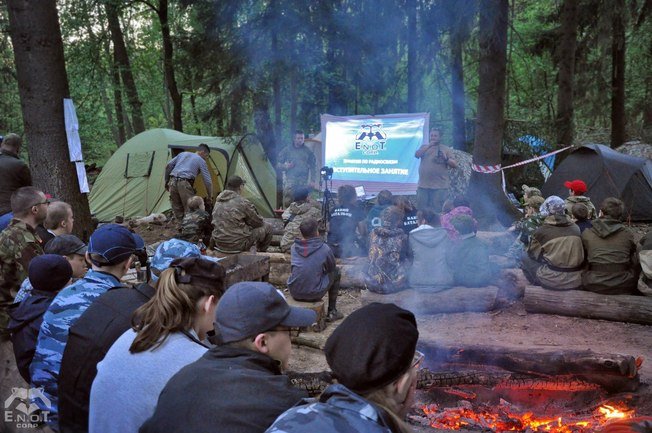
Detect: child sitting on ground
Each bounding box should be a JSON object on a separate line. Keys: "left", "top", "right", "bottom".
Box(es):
{"left": 287, "top": 218, "right": 343, "bottom": 322}
{"left": 179, "top": 196, "right": 212, "bottom": 243}
{"left": 571, "top": 202, "right": 593, "bottom": 233}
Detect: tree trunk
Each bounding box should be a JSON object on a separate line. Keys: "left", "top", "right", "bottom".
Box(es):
{"left": 272, "top": 33, "right": 283, "bottom": 146}
{"left": 467, "top": 0, "right": 520, "bottom": 228}
{"left": 450, "top": 28, "right": 466, "bottom": 150}
{"left": 157, "top": 0, "right": 183, "bottom": 132}
{"left": 110, "top": 52, "right": 127, "bottom": 146}
{"left": 253, "top": 90, "right": 277, "bottom": 166}
{"left": 610, "top": 0, "right": 627, "bottom": 148}
{"left": 105, "top": 1, "right": 145, "bottom": 135}
{"left": 406, "top": 0, "right": 417, "bottom": 112}
{"left": 361, "top": 287, "right": 499, "bottom": 314}
{"left": 7, "top": 0, "right": 93, "bottom": 239}
{"left": 290, "top": 70, "right": 298, "bottom": 134}
{"left": 555, "top": 0, "right": 578, "bottom": 149}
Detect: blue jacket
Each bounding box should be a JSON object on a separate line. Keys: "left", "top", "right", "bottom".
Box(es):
{"left": 266, "top": 384, "right": 397, "bottom": 433}
{"left": 31, "top": 270, "right": 122, "bottom": 431}
{"left": 288, "top": 237, "right": 336, "bottom": 301}
{"left": 7, "top": 290, "right": 57, "bottom": 383}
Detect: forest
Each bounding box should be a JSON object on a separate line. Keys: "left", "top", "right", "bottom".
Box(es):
{"left": 1, "top": 0, "right": 651, "bottom": 233}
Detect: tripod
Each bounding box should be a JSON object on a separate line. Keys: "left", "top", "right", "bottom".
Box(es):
{"left": 319, "top": 175, "right": 335, "bottom": 231}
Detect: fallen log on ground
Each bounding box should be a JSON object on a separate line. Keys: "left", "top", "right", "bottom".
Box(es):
{"left": 269, "top": 263, "right": 368, "bottom": 288}
{"left": 523, "top": 285, "right": 652, "bottom": 325}
{"left": 361, "top": 287, "right": 499, "bottom": 314}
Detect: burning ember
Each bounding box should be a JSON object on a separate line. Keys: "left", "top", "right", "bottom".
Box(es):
{"left": 419, "top": 401, "right": 634, "bottom": 432}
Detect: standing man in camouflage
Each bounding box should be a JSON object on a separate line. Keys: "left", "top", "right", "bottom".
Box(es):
{"left": 31, "top": 224, "right": 144, "bottom": 430}
{"left": 211, "top": 176, "right": 272, "bottom": 253}
{"left": 277, "top": 130, "right": 317, "bottom": 207}
{"left": 0, "top": 186, "right": 47, "bottom": 336}
{"left": 0, "top": 133, "right": 33, "bottom": 219}
{"left": 165, "top": 143, "right": 214, "bottom": 221}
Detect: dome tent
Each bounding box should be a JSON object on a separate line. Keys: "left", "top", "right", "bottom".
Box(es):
{"left": 89, "top": 129, "right": 277, "bottom": 222}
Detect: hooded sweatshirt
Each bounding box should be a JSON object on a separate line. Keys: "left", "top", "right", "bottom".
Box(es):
{"left": 288, "top": 237, "right": 336, "bottom": 301}
{"left": 581, "top": 218, "right": 637, "bottom": 294}
{"left": 281, "top": 201, "right": 322, "bottom": 252}
{"left": 408, "top": 225, "right": 453, "bottom": 291}
{"left": 565, "top": 195, "right": 597, "bottom": 220}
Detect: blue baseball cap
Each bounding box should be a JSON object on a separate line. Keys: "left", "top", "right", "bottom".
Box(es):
{"left": 215, "top": 282, "right": 317, "bottom": 343}
{"left": 29, "top": 254, "right": 73, "bottom": 292}
{"left": 150, "top": 238, "right": 219, "bottom": 282}
{"left": 88, "top": 224, "right": 145, "bottom": 265}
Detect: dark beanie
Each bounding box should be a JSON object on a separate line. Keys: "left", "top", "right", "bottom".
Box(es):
{"left": 325, "top": 303, "right": 418, "bottom": 394}
{"left": 28, "top": 254, "right": 73, "bottom": 293}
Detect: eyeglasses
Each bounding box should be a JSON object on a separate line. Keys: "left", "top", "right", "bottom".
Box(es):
{"left": 272, "top": 327, "right": 302, "bottom": 338}
{"left": 411, "top": 350, "right": 425, "bottom": 370}
{"left": 32, "top": 199, "right": 50, "bottom": 207}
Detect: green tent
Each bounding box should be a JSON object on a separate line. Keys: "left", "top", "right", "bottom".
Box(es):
{"left": 89, "top": 129, "right": 277, "bottom": 222}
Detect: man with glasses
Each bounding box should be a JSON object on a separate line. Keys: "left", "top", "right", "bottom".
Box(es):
{"left": 31, "top": 224, "right": 144, "bottom": 431}
{"left": 267, "top": 303, "right": 421, "bottom": 433}
{"left": 140, "top": 281, "right": 316, "bottom": 433}
{"left": 0, "top": 186, "right": 47, "bottom": 337}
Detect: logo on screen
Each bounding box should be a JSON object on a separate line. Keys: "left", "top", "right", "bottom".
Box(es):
{"left": 355, "top": 124, "right": 387, "bottom": 155}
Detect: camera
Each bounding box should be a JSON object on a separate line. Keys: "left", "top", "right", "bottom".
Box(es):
{"left": 320, "top": 166, "right": 333, "bottom": 180}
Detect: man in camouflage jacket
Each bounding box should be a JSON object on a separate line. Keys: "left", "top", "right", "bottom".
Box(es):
{"left": 211, "top": 176, "right": 272, "bottom": 253}
{"left": 30, "top": 224, "right": 143, "bottom": 430}
{"left": 0, "top": 187, "right": 47, "bottom": 336}
{"left": 277, "top": 130, "right": 316, "bottom": 207}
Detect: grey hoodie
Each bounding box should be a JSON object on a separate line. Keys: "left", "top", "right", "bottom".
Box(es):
{"left": 408, "top": 225, "right": 453, "bottom": 291}
{"left": 288, "top": 237, "right": 336, "bottom": 300}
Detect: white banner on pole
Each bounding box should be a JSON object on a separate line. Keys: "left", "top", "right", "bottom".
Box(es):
{"left": 63, "top": 98, "right": 89, "bottom": 194}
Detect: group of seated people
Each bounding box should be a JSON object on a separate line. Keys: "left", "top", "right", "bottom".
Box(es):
{"left": 8, "top": 220, "right": 423, "bottom": 433}
{"left": 514, "top": 179, "right": 650, "bottom": 295}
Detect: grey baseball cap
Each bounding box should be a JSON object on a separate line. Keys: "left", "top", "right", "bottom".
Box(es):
{"left": 45, "top": 234, "right": 87, "bottom": 256}
{"left": 215, "top": 282, "right": 316, "bottom": 343}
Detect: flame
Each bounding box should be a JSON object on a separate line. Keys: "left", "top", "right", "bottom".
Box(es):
{"left": 420, "top": 402, "right": 634, "bottom": 432}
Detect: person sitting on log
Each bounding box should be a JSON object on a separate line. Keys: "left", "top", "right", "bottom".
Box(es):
{"left": 366, "top": 189, "right": 393, "bottom": 235}
{"left": 394, "top": 196, "right": 418, "bottom": 235}
{"left": 638, "top": 229, "right": 652, "bottom": 296}
{"left": 505, "top": 194, "right": 546, "bottom": 265}
{"left": 287, "top": 218, "right": 343, "bottom": 322}
{"left": 446, "top": 214, "right": 498, "bottom": 287}
{"left": 140, "top": 282, "right": 316, "bottom": 433}
{"left": 280, "top": 187, "right": 322, "bottom": 253}
{"left": 521, "top": 195, "right": 584, "bottom": 290}
{"left": 326, "top": 185, "right": 366, "bottom": 258}
{"left": 366, "top": 206, "right": 409, "bottom": 294}
{"left": 266, "top": 303, "right": 421, "bottom": 433}
{"left": 179, "top": 195, "right": 212, "bottom": 244}
{"left": 440, "top": 196, "right": 478, "bottom": 240}
{"left": 581, "top": 197, "right": 637, "bottom": 295}
{"left": 571, "top": 202, "right": 593, "bottom": 233}
{"left": 408, "top": 208, "right": 453, "bottom": 292}
{"left": 564, "top": 179, "right": 596, "bottom": 220}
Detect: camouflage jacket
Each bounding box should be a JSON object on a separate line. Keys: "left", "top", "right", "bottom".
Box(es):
{"left": 281, "top": 201, "right": 322, "bottom": 252}
{"left": 266, "top": 384, "right": 397, "bottom": 433}
{"left": 515, "top": 213, "right": 545, "bottom": 245}
{"left": 179, "top": 210, "right": 212, "bottom": 243}
{"left": 278, "top": 145, "right": 316, "bottom": 186}
{"left": 30, "top": 270, "right": 123, "bottom": 428}
{"left": 211, "top": 190, "right": 263, "bottom": 251}
{"left": 366, "top": 227, "right": 409, "bottom": 294}
{"left": 0, "top": 219, "right": 43, "bottom": 333}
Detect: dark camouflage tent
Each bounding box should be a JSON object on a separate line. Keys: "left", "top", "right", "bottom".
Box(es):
{"left": 541, "top": 144, "right": 652, "bottom": 221}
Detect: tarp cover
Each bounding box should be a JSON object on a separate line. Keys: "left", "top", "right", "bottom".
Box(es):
{"left": 541, "top": 144, "right": 652, "bottom": 221}
{"left": 89, "top": 129, "right": 277, "bottom": 221}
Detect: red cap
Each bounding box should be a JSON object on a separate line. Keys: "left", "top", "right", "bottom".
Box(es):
{"left": 564, "top": 180, "right": 587, "bottom": 194}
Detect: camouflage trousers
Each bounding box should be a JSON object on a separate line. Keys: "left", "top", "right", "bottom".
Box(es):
{"left": 168, "top": 177, "right": 195, "bottom": 221}
{"left": 213, "top": 223, "right": 273, "bottom": 253}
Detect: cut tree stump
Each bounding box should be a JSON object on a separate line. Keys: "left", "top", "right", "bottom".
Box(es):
{"left": 523, "top": 285, "right": 652, "bottom": 325}
{"left": 286, "top": 296, "right": 327, "bottom": 332}
{"left": 361, "top": 287, "right": 499, "bottom": 314}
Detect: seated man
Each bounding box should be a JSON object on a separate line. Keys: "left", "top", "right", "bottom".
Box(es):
{"left": 31, "top": 224, "right": 144, "bottom": 430}
{"left": 266, "top": 303, "right": 420, "bottom": 433}
{"left": 179, "top": 195, "right": 212, "bottom": 243}
{"left": 581, "top": 197, "right": 637, "bottom": 295}
{"left": 408, "top": 208, "right": 453, "bottom": 291}
{"left": 366, "top": 206, "right": 409, "bottom": 294}
{"left": 394, "top": 196, "right": 418, "bottom": 235}
{"left": 280, "top": 187, "right": 321, "bottom": 253}
{"left": 446, "top": 215, "right": 498, "bottom": 287}
{"left": 638, "top": 229, "right": 652, "bottom": 296}
{"left": 288, "top": 218, "right": 342, "bottom": 322}
{"left": 7, "top": 255, "right": 73, "bottom": 383}
{"left": 521, "top": 196, "right": 584, "bottom": 290}
{"left": 564, "top": 179, "right": 596, "bottom": 220}
{"left": 365, "top": 189, "right": 393, "bottom": 234}
{"left": 326, "top": 185, "right": 366, "bottom": 258}
{"left": 140, "top": 282, "right": 316, "bottom": 433}
{"left": 211, "top": 176, "right": 272, "bottom": 253}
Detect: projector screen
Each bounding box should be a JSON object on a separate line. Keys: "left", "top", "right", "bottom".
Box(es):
{"left": 320, "top": 113, "right": 429, "bottom": 195}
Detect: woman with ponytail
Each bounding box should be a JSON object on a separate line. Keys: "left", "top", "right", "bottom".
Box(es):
{"left": 89, "top": 257, "right": 225, "bottom": 433}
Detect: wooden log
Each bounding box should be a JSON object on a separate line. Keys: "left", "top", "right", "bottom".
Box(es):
{"left": 268, "top": 263, "right": 369, "bottom": 288}
{"left": 361, "top": 287, "right": 498, "bottom": 314}
{"left": 264, "top": 217, "right": 285, "bottom": 235}
{"left": 523, "top": 285, "right": 652, "bottom": 325}
{"left": 286, "top": 297, "right": 327, "bottom": 332}
{"left": 476, "top": 230, "right": 517, "bottom": 254}
{"left": 256, "top": 251, "right": 291, "bottom": 264}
